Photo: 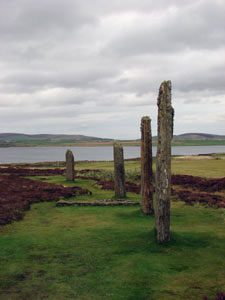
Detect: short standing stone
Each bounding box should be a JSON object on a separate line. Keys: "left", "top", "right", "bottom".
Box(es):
{"left": 140, "top": 116, "right": 154, "bottom": 215}
{"left": 113, "top": 142, "right": 126, "bottom": 198}
{"left": 66, "top": 149, "right": 75, "bottom": 181}
{"left": 155, "top": 80, "right": 174, "bottom": 243}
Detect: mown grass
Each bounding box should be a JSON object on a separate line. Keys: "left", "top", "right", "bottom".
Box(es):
{"left": 171, "top": 157, "right": 225, "bottom": 178}
{"left": 0, "top": 158, "right": 225, "bottom": 300}
{"left": 77, "top": 156, "right": 225, "bottom": 179}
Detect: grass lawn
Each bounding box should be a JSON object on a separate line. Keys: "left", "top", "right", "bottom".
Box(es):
{"left": 0, "top": 158, "right": 225, "bottom": 300}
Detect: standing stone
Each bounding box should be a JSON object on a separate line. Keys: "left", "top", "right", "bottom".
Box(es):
{"left": 113, "top": 142, "right": 126, "bottom": 198}
{"left": 140, "top": 116, "right": 154, "bottom": 215}
{"left": 66, "top": 149, "right": 75, "bottom": 181}
{"left": 155, "top": 80, "right": 174, "bottom": 243}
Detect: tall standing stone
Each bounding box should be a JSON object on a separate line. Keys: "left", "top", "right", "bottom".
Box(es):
{"left": 66, "top": 149, "right": 75, "bottom": 181}
{"left": 155, "top": 80, "right": 174, "bottom": 243}
{"left": 140, "top": 116, "right": 154, "bottom": 215}
{"left": 113, "top": 142, "right": 126, "bottom": 198}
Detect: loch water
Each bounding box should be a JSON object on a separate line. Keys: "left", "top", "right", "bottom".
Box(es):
{"left": 0, "top": 145, "right": 225, "bottom": 164}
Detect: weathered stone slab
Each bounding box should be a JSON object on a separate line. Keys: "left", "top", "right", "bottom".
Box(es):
{"left": 66, "top": 149, "right": 74, "bottom": 181}
{"left": 140, "top": 116, "right": 154, "bottom": 215}
{"left": 155, "top": 80, "right": 174, "bottom": 243}
{"left": 56, "top": 199, "right": 139, "bottom": 206}
{"left": 113, "top": 142, "right": 126, "bottom": 198}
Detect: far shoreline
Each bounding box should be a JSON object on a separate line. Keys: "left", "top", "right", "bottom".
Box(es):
{"left": 1, "top": 140, "right": 225, "bottom": 148}
{"left": 0, "top": 153, "right": 225, "bottom": 168}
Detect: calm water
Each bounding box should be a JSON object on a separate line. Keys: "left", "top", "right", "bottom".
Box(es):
{"left": 0, "top": 145, "right": 225, "bottom": 164}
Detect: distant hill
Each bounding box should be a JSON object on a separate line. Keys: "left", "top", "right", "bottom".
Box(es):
{"left": 142, "top": 133, "right": 225, "bottom": 142}
{"left": 172, "top": 133, "right": 225, "bottom": 141}
{"left": 0, "top": 133, "right": 113, "bottom": 144}
{"left": 0, "top": 132, "right": 225, "bottom": 147}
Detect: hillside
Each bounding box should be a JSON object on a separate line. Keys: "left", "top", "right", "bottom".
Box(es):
{"left": 173, "top": 133, "right": 225, "bottom": 140}
{"left": 0, "top": 133, "right": 113, "bottom": 147}
{"left": 0, "top": 133, "right": 113, "bottom": 142}
{"left": 0, "top": 132, "right": 225, "bottom": 147}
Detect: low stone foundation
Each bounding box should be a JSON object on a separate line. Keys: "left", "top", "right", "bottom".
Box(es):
{"left": 56, "top": 199, "right": 140, "bottom": 207}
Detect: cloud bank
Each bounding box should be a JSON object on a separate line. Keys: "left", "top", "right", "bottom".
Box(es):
{"left": 0, "top": 0, "right": 224, "bottom": 139}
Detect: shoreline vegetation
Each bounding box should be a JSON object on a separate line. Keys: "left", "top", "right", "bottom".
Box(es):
{"left": 1, "top": 139, "right": 225, "bottom": 147}
{"left": 0, "top": 132, "right": 225, "bottom": 147}
{"left": 0, "top": 152, "right": 225, "bottom": 170}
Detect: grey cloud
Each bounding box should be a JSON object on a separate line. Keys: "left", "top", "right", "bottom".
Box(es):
{"left": 1, "top": 66, "right": 119, "bottom": 93}
{"left": 108, "top": 53, "right": 225, "bottom": 96}
{"left": 103, "top": 1, "right": 225, "bottom": 56}
{"left": 0, "top": 105, "right": 80, "bottom": 121}
{"left": 0, "top": 0, "right": 203, "bottom": 48}
{"left": 0, "top": 0, "right": 96, "bottom": 42}
{"left": 76, "top": 0, "right": 194, "bottom": 15}
{"left": 0, "top": 0, "right": 224, "bottom": 138}
{"left": 174, "top": 64, "right": 225, "bottom": 93}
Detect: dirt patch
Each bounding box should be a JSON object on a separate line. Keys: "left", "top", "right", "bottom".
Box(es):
{"left": 203, "top": 292, "right": 225, "bottom": 300}
{"left": 171, "top": 175, "right": 225, "bottom": 192}
{"left": 96, "top": 175, "right": 225, "bottom": 208}
{"left": 77, "top": 169, "right": 102, "bottom": 174}
{"left": 98, "top": 180, "right": 141, "bottom": 194}
{"left": 1, "top": 167, "right": 225, "bottom": 227}
{"left": 0, "top": 174, "right": 91, "bottom": 226}
{"left": 0, "top": 167, "right": 64, "bottom": 176}
{"left": 173, "top": 189, "right": 225, "bottom": 208}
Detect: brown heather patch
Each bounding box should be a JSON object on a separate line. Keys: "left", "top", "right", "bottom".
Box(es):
{"left": 0, "top": 174, "right": 91, "bottom": 226}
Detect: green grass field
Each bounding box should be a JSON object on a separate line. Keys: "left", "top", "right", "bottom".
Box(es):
{"left": 0, "top": 158, "right": 225, "bottom": 300}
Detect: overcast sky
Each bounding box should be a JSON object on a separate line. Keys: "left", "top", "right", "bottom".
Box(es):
{"left": 0, "top": 0, "right": 224, "bottom": 139}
